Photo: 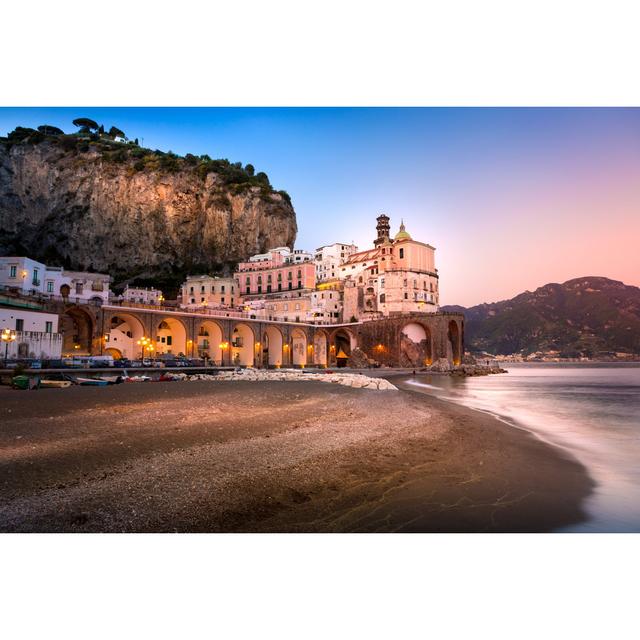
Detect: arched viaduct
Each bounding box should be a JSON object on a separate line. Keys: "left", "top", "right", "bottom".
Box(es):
{"left": 53, "top": 302, "right": 464, "bottom": 369}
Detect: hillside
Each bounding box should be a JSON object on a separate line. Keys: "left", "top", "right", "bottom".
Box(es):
{"left": 0, "top": 123, "right": 297, "bottom": 293}
{"left": 442, "top": 277, "right": 640, "bottom": 356}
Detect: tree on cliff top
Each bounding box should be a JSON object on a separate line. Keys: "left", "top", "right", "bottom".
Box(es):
{"left": 108, "top": 126, "right": 125, "bottom": 139}
{"left": 72, "top": 117, "right": 99, "bottom": 133}
{"left": 37, "top": 125, "right": 64, "bottom": 135}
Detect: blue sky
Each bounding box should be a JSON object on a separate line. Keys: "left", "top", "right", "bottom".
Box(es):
{"left": 1, "top": 107, "right": 638, "bottom": 306}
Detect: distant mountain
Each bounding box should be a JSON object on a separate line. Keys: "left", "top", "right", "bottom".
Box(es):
{"left": 442, "top": 277, "right": 640, "bottom": 356}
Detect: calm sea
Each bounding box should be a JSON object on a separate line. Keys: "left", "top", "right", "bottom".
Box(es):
{"left": 404, "top": 363, "right": 640, "bottom": 532}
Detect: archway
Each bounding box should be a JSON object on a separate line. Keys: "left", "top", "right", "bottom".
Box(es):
{"left": 105, "top": 347, "right": 123, "bottom": 359}
{"left": 231, "top": 323, "right": 255, "bottom": 366}
{"left": 197, "top": 320, "right": 223, "bottom": 364}
{"left": 400, "top": 322, "right": 432, "bottom": 367}
{"left": 262, "top": 325, "right": 283, "bottom": 367}
{"left": 291, "top": 328, "right": 307, "bottom": 367}
{"left": 60, "top": 284, "right": 70, "bottom": 299}
{"left": 107, "top": 313, "right": 145, "bottom": 359}
{"left": 155, "top": 317, "right": 188, "bottom": 357}
{"left": 332, "top": 329, "right": 355, "bottom": 367}
{"left": 60, "top": 306, "right": 94, "bottom": 355}
{"left": 448, "top": 320, "right": 461, "bottom": 366}
{"left": 313, "top": 330, "right": 328, "bottom": 367}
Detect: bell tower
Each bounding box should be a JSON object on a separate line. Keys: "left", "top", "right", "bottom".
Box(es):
{"left": 374, "top": 214, "right": 390, "bottom": 247}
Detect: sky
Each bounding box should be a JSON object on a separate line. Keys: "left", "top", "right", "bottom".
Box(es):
{"left": 1, "top": 107, "right": 638, "bottom": 307}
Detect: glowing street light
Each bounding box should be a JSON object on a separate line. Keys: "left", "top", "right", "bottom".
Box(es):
{"left": 136, "top": 336, "right": 152, "bottom": 364}
{"left": 2, "top": 328, "right": 17, "bottom": 367}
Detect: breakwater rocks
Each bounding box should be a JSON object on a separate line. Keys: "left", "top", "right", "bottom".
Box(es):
{"left": 163, "top": 369, "right": 398, "bottom": 390}
{"left": 450, "top": 364, "right": 508, "bottom": 377}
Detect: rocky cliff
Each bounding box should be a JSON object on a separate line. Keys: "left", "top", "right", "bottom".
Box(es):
{"left": 0, "top": 132, "right": 297, "bottom": 292}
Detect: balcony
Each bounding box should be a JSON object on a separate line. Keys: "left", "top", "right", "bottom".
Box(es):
{"left": 32, "top": 279, "right": 41, "bottom": 287}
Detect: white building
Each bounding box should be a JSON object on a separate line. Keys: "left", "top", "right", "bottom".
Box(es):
{"left": 0, "top": 257, "right": 111, "bottom": 304}
{"left": 315, "top": 242, "right": 358, "bottom": 282}
{"left": 180, "top": 275, "right": 238, "bottom": 309}
{"left": 122, "top": 285, "right": 163, "bottom": 305}
{"left": 0, "top": 305, "right": 63, "bottom": 360}
{"left": 308, "top": 281, "right": 344, "bottom": 323}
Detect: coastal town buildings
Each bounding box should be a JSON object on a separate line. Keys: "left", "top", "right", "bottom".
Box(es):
{"left": 340, "top": 215, "right": 439, "bottom": 320}
{"left": 0, "top": 257, "right": 112, "bottom": 304}
{"left": 0, "top": 305, "right": 63, "bottom": 360}
{"left": 180, "top": 275, "right": 238, "bottom": 309}
{"left": 315, "top": 243, "right": 358, "bottom": 282}
{"left": 122, "top": 285, "right": 164, "bottom": 306}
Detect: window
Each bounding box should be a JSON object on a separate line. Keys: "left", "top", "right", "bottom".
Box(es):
{"left": 16, "top": 319, "right": 24, "bottom": 331}
{"left": 191, "top": 298, "right": 195, "bottom": 304}
{"left": 267, "top": 285, "right": 272, "bottom": 293}
{"left": 245, "top": 277, "right": 250, "bottom": 285}
{"left": 284, "top": 304, "right": 289, "bottom": 311}
{"left": 288, "top": 271, "right": 292, "bottom": 280}
{"left": 221, "top": 285, "right": 225, "bottom": 293}
{"left": 221, "top": 297, "right": 225, "bottom": 304}
{"left": 288, "top": 282, "right": 292, "bottom": 290}
{"left": 380, "top": 278, "right": 385, "bottom": 288}
{"left": 297, "top": 281, "right": 302, "bottom": 289}
{"left": 201, "top": 285, "right": 205, "bottom": 293}
{"left": 190, "top": 286, "right": 194, "bottom": 294}
{"left": 211, "top": 285, "right": 215, "bottom": 293}
{"left": 45, "top": 321, "right": 53, "bottom": 333}
{"left": 399, "top": 248, "right": 404, "bottom": 259}
{"left": 33, "top": 268, "right": 39, "bottom": 285}
{"left": 167, "top": 336, "right": 172, "bottom": 346}
{"left": 75, "top": 282, "right": 83, "bottom": 295}
{"left": 47, "top": 281, "right": 54, "bottom": 293}
{"left": 246, "top": 287, "right": 250, "bottom": 294}
{"left": 9, "top": 265, "right": 16, "bottom": 278}
{"left": 278, "top": 283, "right": 282, "bottom": 292}
{"left": 404, "top": 293, "right": 408, "bottom": 299}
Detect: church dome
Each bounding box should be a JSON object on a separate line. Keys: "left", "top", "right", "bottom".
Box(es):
{"left": 394, "top": 220, "right": 412, "bottom": 241}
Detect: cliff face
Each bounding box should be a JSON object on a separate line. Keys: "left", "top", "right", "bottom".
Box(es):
{"left": 0, "top": 141, "right": 297, "bottom": 288}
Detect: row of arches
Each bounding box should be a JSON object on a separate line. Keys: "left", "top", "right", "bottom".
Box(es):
{"left": 102, "top": 313, "right": 357, "bottom": 367}
{"left": 60, "top": 306, "right": 462, "bottom": 368}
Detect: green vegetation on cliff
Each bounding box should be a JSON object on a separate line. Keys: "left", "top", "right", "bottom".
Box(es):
{"left": 0, "top": 121, "right": 292, "bottom": 203}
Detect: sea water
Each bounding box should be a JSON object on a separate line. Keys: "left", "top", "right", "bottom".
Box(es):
{"left": 404, "top": 364, "right": 640, "bottom": 532}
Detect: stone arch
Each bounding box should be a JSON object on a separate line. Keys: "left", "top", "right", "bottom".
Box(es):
{"left": 448, "top": 320, "right": 462, "bottom": 366}
{"left": 196, "top": 319, "right": 224, "bottom": 364}
{"left": 262, "top": 325, "right": 284, "bottom": 367}
{"left": 231, "top": 323, "right": 255, "bottom": 366}
{"left": 155, "top": 316, "right": 188, "bottom": 357}
{"left": 291, "top": 327, "right": 308, "bottom": 367}
{"left": 105, "top": 347, "right": 123, "bottom": 359}
{"left": 313, "top": 330, "right": 329, "bottom": 367}
{"left": 331, "top": 328, "right": 356, "bottom": 367}
{"left": 106, "top": 312, "right": 146, "bottom": 359}
{"left": 60, "top": 306, "right": 94, "bottom": 355}
{"left": 400, "top": 321, "right": 433, "bottom": 367}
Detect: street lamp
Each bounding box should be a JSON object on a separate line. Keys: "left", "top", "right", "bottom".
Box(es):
{"left": 2, "top": 328, "right": 17, "bottom": 367}
{"left": 136, "top": 336, "right": 151, "bottom": 365}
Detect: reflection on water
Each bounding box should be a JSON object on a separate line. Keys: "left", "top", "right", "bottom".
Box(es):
{"left": 404, "top": 363, "right": 640, "bottom": 532}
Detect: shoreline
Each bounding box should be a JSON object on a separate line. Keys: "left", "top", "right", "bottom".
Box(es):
{"left": 0, "top": 380, "right": 594, "bottom": 532}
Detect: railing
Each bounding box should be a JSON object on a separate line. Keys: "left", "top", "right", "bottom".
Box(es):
{"left": 14, "top": 330, "right": 63, "bottom": 341}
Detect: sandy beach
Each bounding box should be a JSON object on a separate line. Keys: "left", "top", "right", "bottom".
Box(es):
{"left": 0, "top": 378, "right": 593, "bottom": 532}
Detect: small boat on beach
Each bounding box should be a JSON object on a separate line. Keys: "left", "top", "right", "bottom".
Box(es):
{"left": 40, "top": 379, "right": 73, "bottom": 389}
{"left": 96, "top": 375, "right": 125, "bottom": 385}
{"left": 75, "top": 377, "right": 109, "bottom": 386}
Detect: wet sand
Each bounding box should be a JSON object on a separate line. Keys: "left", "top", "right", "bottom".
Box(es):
{"left": 0, "top": 380, "right": 594, "bottom": 532}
